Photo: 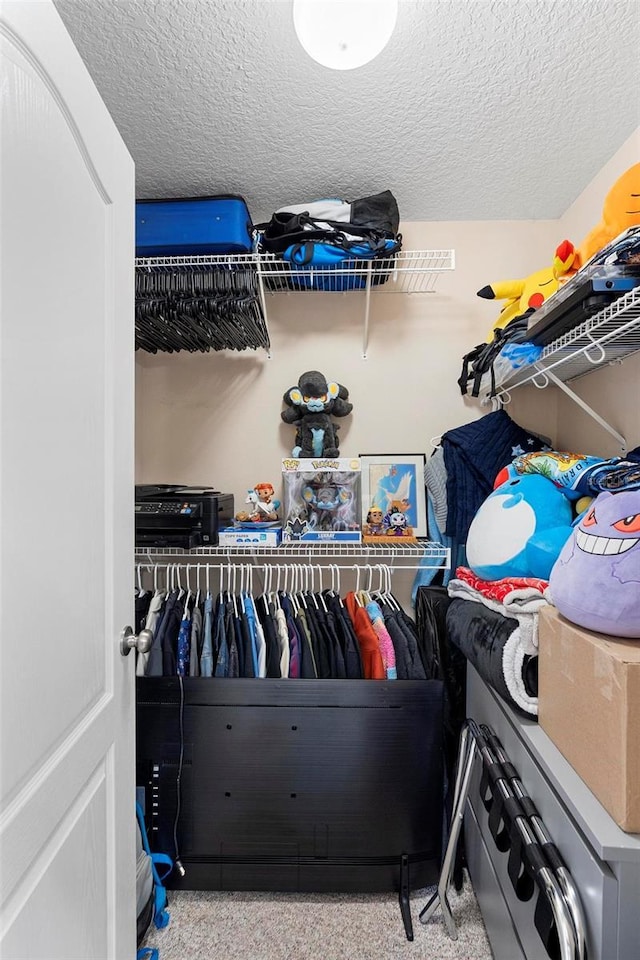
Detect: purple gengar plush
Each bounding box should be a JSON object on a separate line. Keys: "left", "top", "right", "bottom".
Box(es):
{"left": 549, "top": 490, "right": 640, "bottom": 637}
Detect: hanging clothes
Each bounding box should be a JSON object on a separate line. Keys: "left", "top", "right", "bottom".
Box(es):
{"left": 200, "top": 594, "right": 215, "bottom": 677}
{"left": 378, "top": 600, "right": 426, "bottom": 680}
{"left": 325, "top": 592, "right": 363, "bottom": 679}
{"left": 145, "top": 589, "right": 177, "bottom": 677}
{"left": 344, "top": 592, "right": 385, "bottom": 680}
{"left": 226, "top": 599, "right": 240, "bottom": 678}
{"left": 135, "top": 589, "right": 152, "bottom": 633}
{"left": 135, "top": 567, "right": 433, "bottom": 682}
{"left": 316, "top": 602, "right": 346, "bottom": 679}
{"left": 238, "top": 604, "right": 255, "bottom": 678}
{"left": 280, "top": 595, "right": 301, "bottom": 679}
{"left": 213, "top": 597, "right": 228, "bottom": 678}
{"left": 189, "top": 603, "right": 203, "bottom": 677}
{"left": 176, "top": 605, "right": 192, "bottom": 677}
{"left": 295, "top": 606, "right": 318, "bottom": 679}
{"left": 245, "top": 595, "right": 267, "bottom": 678}
{"left": 137, "top": 589, "right": 165, "bottom": 678}
{"left": 256, "top": 596, "right": 282, "bottom": 678}
{"left": 302, "top": 601, "right": 329, "bottom": 678}
{"left": 365, "top": 600, "right": 397, "bottom": 680}
{"left": 275, "top": 606, "right": 290, "bottom": 678}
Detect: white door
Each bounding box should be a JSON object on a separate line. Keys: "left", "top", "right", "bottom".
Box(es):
{"left": 0, "top": 1, "right": 135, "bottom": 957}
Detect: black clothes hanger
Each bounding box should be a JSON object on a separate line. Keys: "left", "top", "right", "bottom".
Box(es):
{"left": 135, "top": 263, "right": 270, "bottom": 353}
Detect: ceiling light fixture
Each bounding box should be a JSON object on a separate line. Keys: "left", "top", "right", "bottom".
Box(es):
{"left": 293, "top": 0, "right": 398, "bottom": 71}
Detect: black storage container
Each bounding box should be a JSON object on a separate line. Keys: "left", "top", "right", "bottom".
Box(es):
{"left": 137, "top": 677, "right": 444, "bottom": 894}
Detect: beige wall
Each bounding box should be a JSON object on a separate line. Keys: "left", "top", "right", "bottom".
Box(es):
{"left": 136, "top": 130, "right": 640, "bottom": 508}
{"left": 509, "top": 129, "right": 640, "bottom": 457}
{"left": 135, "top": 218, "right": 558, "bottom": 504}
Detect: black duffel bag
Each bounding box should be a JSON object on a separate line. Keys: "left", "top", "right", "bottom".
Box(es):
{"left": 257, "top": 189, "right": 400, "bottom": 255}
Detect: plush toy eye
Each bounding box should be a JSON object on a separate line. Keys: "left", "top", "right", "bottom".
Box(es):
{"left": 303, "top": 395, "right": 310, "bottom": 402}
{"left": 583, "top": 508, "right": 597, "bottom": 527}
{"left": 613, "top": 513, "right": 640, "bottom": 533}
{"left": 320, "top": 394, "right": 327, "bottom": 402}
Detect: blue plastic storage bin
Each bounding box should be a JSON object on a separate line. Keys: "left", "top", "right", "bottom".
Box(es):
{"left": 135, "top": 195, "right": 254, "bottom": 257}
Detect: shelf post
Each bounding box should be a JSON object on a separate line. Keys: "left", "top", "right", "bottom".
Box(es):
{"left": 362, "top": 261, "right": 373, "bottom": 359}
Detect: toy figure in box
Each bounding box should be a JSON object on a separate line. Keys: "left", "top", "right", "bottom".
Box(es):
{"left": 281, "top": 370, "right": 352, "bottom": 457}
{"left": 235, "top": 482, "right": 280, "bottom": 523}
{"left": 282, "top": 458, "right": 361, "bottom": 542}
{"left": 302, "top": 479, "right": 352, "bottom": 531}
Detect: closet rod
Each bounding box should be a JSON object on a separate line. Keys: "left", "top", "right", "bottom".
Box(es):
{"left": 134, "top": 561, "right": 428, "bottom": 573}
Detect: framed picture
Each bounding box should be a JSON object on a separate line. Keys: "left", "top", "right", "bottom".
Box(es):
{"left": 359, "top": 454, "right": 427, "bottom": 539}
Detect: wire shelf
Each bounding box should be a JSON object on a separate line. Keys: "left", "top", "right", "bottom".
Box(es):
{"left": 135, "top": 249, "right": 455, "bottom": 295}
{"left": 134, "top": 540, "right": 450, "bottom": 568}
{"left": 257, "top": 249, "right": 455, "bottom": 294}
{"left": 136, "top": 254, "right": 260, "bottom": 272}
{"left": 494, "top": 286, "right": 640, "bottom": 392}
{"left": 135, "top": 249, "right": 454, "bottom": 356}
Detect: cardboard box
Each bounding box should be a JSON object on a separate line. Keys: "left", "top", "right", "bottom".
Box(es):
{"left": 218, "top": 526, "right": 282, "bottom": 547}
{"left": 539, "top": 606, "right": 640, "bottom": 832}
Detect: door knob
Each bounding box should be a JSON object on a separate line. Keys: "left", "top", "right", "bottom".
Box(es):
{"left": 120, "top": 625, "right": 153, "bottom": 657}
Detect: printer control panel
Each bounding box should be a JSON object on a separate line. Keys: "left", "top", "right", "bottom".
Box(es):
{"left": 135, "top": 501, "right": 201, "bottom": 516}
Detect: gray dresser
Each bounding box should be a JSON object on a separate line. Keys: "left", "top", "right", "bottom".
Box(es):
{"left": 465, "top": 664, "right": 640, "bottom": 960}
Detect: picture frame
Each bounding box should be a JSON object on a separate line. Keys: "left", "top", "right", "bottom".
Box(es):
{"left": 359, "top": 454, "right": 427, "bottom": 539}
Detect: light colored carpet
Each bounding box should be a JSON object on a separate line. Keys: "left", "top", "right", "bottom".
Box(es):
{"left": 143, "top": 876, "right": 493, "bottom": 960}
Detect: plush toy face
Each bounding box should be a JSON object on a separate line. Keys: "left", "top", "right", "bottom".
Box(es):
{"left": 577, "top": 164, "right": 640, "bottom": 266}
{"left": 550, "top": 490, "right": 640, "bottom": 637}
{"left": 289, "top": 383, "right": 339, "bottom": 413}
{"left": 466, "top": 474, "right": 573, "bottom": 581}
{"left": 603, "top": 164, "right": 640, "bottom": 234}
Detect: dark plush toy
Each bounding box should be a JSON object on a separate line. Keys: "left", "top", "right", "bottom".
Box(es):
{"left": 281, "top": 370, "right": 353, "bottom": 457}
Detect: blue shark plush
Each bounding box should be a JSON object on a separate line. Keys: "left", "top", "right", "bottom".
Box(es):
{"left": 466, "top": 474, "right": 574, "bottom": 581}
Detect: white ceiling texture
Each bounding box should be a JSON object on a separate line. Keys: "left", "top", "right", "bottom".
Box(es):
{"left": 55, "top": 0, "right": 640, "bottom": 223}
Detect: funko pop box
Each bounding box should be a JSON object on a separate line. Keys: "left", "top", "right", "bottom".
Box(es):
{"left": 282, "top": 458, "right": 362, "bottom": 542}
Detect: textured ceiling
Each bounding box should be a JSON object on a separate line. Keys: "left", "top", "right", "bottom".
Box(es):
{"left": 54, "top": 0, "right": 640, "bottom": 222}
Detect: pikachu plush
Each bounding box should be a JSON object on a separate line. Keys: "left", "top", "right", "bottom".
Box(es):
{"left": 477, "top": 239, "right": 576, "bottom": 341}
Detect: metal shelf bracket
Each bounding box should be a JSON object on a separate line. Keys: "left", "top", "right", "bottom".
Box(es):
{"left": 532, "top": 363, "right": 627, "bottom": 453}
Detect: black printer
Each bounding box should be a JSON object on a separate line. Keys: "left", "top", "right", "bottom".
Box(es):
{"left": 135, "top": 485, "right": 234, "bottom": 549}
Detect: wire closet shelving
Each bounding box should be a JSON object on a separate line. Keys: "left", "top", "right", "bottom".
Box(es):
{"left": 134, "top": 539, "right": 450, "bottom": 570}
{"left": 135, "top": 248, "right": 455, "bottom": 358}
{"left": 486, "top": 286, "right": 640, "bottom": 452}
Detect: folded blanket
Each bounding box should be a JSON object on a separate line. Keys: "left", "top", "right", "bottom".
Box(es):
{"left": 447, "top": 571, "right": 549, "bottom": 716}
{"left": 455, "top": 566, "right": 550, "bottom": 608}
{"left": 446, "top": 598, "right": 538, "bottom": 716}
